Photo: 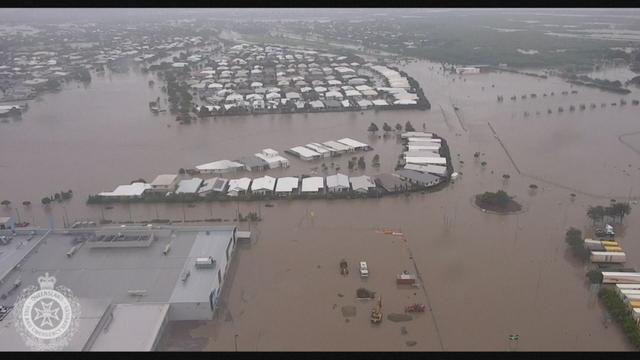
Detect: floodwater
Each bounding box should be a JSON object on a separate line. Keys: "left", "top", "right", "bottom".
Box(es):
{"left": 2, "top": 58, "right": 640, "bottom": 350}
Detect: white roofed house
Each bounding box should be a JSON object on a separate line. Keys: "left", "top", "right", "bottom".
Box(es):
{"left": 250, "top": 176, "right": 276, "bottom": 195}
{"left": 322, "top": 140, "right": 350, "bottom": 154}
{"left": 275, "top": 177, "right": 300, "bottom": 195}
{"left": 337, "top": 138, "right": 371, "bottom": 151}
{"left": 227, "top": 178, "right": 252, "bottom": 197}
{"left": 395, "top": 169, "right": 442, "bottom": 187}
{"left": 225, "top": 93, "right": 244, "bottom": 104}
{"left": 288, "top": 146, "right": 321, "bottom": 161}
{"left": 285, "top": 92, "right": 301, "bottom": 101}
{"left": 99, "top": 182, "right": 151, "bottom": 199}
{"left": 357, "top": 99, "right": 373, "bottom": 109}
{"left": 325, "top": 90, "right": 344, "bottom": 101}
{"left": 403, "top": 164, "right": 448, "bottom": 177}
{"left": 149, "top": 174, "right": 180, "bottom": 193}
{"left": 196, "top": 160, "right": 245, "bottom": 174}
{"left": 254, "top": 148, "right": 289, "bottom": 169}
{"left": 344, "top": 89, "right": 362, "bottom": 100}
{"left": 309, "top": 100, "right": 325, "bottom": 110}
{"left": 326, "top": 173, "right": 350, "bottom": 192}
{"left": 301, "top": 176, "right": 325, "bottom": 194}
{"left": 175, "top": 178, "right": 204, "bottom": 194}
{"left": 198, "top": 177, "right": 229, "bottom": 196}
{"left": 350, "top": 175, "right": 376, "bottom": 193}
{"left": 305, "top": 143, "right": 332, "bottom": 158}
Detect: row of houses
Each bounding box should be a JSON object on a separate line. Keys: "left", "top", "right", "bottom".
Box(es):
{"left": 287, "top": 137, "right": 371, "bottom": 161}
{"left": 195, "top": 148, "right": 289, "bottom": 174}
{"left": 98, "top": 173, "right": 378, "bottom": 199}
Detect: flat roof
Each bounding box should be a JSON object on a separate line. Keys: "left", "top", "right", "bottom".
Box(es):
{"left": 305, "top": 143, "right": 331, "bottom": 154}
{"left": 0, "top": 298, "right": 112, "bottom": 351}
{"left": 275, "top": 177, "right": 299, "bottom": 192}
{"left": 350, "top": 175, "right": 376, "bottom": 191}
{"left": 88, "top": 303, "right": 170, "bottom": 351}
{"left": 169, "top": 229, "right": 235, "bottom": 304}
{"left": 401, "top": 132, "right": 433, "bottom": 138}
{"left": 337, "top": 137, "right": 369, "bottom": 149}
{"left": 301, "top": 177, "right": 324, "bottom": 192}
{"left": 227, "top": 178, "right": 251, "bottom": 192}
{"left": 99, "top": 182, "right": 151, "bottom": 197}
{"left": 175, "top": 178, "right": 203, "bottom": 194}
{"left": 250, "top": 176, "right": 276, "bottom": 192}
{"left": 151, "top": 174, "right": 179, "bottom": 187}
{"left": 196, "top": 160, "right": 244, "bottom": 171}
{"left": 405, "top": 157, "right": 447, "bottom": 165}
{"left": 322, "top": 140, "right": 350, "bottom": 152}
{"left": 404, "top": 164, "right": 448, "bottom": 176}
{"left": 290, "top": 146, "right": 321, "bottom": 158}
{"left": 395, "top": 170, "right": 442, "bottom": 184}
{"left": 0, "top": 227, "right": 234, "bottom": 308}
{"left": 326, "top": 173, "right": 350, "bottom": 189}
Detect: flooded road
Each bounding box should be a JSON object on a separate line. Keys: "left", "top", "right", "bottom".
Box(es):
{"left": 2, "top": 59, "right": 640, "bottom": 350}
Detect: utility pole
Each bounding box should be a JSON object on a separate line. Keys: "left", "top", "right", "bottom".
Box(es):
{"left": 234, "top": 334, "right": 239, "bottom": 352}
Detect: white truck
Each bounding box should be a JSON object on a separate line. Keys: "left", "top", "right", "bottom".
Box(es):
{"left": 360, "top": 261, "right": 369, "bottom": 278}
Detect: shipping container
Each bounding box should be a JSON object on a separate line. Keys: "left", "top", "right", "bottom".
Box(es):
{"left": 602, "top": 272, "right": 640, "bottom": 284}
{"left": 629, "top": 301, "right": 640, "bottom": 309}
{"left": 584, "top": 239, "right": 605, "bottom": 250}
{"left": 601, "top": 241, "right": 619, "bottom": 247}
{"left": 633, "top": 308, "right": 640, "bottom": 324}
{"left": 604, "top": 246, "right": 623, "bottom": 252}
{"left": 591, "top": 251, "right": 626, "bottom": 263}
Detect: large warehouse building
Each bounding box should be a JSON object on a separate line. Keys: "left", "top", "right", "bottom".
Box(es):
{"left": 0, "top": 225, "right": 240, "bottom": 351}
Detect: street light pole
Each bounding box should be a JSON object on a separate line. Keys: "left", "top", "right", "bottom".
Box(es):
{"left": 234, "top": 334, "right": 238, "bottom": 352}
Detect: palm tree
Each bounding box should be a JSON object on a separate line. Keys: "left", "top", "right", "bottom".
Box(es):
{"left": 611, "top": 202, "right": 631, "bottom": 223}
{"left": 1, "top": 200, "right": 10, "bottom": 208}
{"left": 22, "top": 201, "right": 31, "bottom": 207}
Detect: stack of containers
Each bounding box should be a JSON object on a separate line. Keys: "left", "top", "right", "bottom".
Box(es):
{"left": 585, "top": 238, "right": 626, "bottom": 263}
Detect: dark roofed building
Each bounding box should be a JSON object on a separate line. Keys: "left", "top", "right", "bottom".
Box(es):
{"left": 374, "top": 173, "right": 409, "bottom": 193}
{"left": 237, "top": 155, "right": 269, "bottom": 172}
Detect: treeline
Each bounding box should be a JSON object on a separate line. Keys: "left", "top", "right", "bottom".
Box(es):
{"left": 598, "top": 287, "right": 640, "bottom": 350}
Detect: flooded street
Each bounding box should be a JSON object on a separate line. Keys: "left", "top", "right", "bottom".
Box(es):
{"left": 2, "top": 59, "right": 640, "bottom": 350}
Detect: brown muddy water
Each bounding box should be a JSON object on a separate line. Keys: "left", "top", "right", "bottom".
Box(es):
{"left": 2, "top": 60, "right": 640, "bottom": 350}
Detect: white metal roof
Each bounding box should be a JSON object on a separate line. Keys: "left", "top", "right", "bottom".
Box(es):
{"left": 350, "top": 175, "right": 376, "bottom": 192}
{"left": 401, "top": 132, "right": 433, "bottom": 138}
{"left": 196, "top": 160, "right": 244, "bottom": 171}
{"left": 290, "top": 146, "right": 321, "bottom": 158}
{"left": 305, "top": 143, "right": 331, "bottom": 154}
{"left": 408, "top": 137, "right": 438, "bottom": 142}
{"left": 405, "top": 157, "right": 447, "bottom": 165}
{"left": 275, "top": 177, "right": 299, "bottom": 192}
{"left": 326, "top": 173, "right": 350, "bottom": 189}
{"left": 301, "top": 177, "right": 324, "bottom": 192}
{"left": 99, "top": 183, "right": 151, "bottom": 197}
{"left": 322, "top": 140, "right": 350, "bottom": 152}
{"left": 150, "top": 174, "right": 178, "bottom": 187}
{"left": 404, "top": 164, "right": 448, "bottom": 176}
{"left": 227, "top": 178, "right": 251, "bottom": 192}
{"left": 337, "top": 137, "right": 369, "bottom": 149}
{"left": 175, "top": 178, "right": 203, "bottom": 194}
{"left": 250, "top": 176, "right": 276, "bottom": 192}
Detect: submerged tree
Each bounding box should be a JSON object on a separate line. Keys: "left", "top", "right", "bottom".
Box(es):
{"left": 395, "top": 123, "right": 402, "bottom": 132}
{"left": 405, "top": 121, "right": 415, "bottom": 132}
{"left": 368, "top": 122, "right": 379, "bottom": 134}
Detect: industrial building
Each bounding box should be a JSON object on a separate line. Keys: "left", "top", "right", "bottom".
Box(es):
{"left": 0, "top": 225, "right": 240, "bottom": 351}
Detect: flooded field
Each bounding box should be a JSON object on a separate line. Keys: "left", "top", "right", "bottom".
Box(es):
{"left": 2, "top": 58, "right": 640, "bottom": 350}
